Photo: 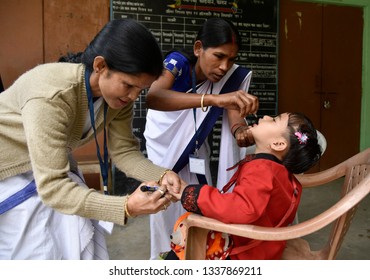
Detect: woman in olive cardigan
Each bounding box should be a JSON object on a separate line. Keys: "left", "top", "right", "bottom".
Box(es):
{"left": 0, "top": 19, "right": 179, "bottom": 259}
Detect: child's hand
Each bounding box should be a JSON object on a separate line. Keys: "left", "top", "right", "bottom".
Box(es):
{"left": 234, "top": 125, "right": 255, "bottom": 147}
{"left": 167, "top": 179, "right": 188, "bottom": 201}
{"left": 159, "top": 170, "right": 181, "bottom": 194}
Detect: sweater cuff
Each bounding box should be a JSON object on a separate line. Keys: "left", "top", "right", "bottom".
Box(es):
{"left": 85, "top": 192, "right": 127, "bottom": 225}
{"left": 180, "top": 184, "right": 204, "bottom": 215}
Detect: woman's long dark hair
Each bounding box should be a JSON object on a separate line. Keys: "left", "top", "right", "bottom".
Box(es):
{"left": 59, "top": 19, "right": 163, "bottom": 78}
{"left": 196, "top": 18, "right": 242, "bottom": 50}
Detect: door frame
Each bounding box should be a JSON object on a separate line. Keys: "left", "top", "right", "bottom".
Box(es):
{"left": 290, "top": 0, "right": 370, "bottom": 150}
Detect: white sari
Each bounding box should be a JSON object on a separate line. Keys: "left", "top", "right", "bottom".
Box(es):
{"left": 0, "top": 98, "right": 109, "bottom": 260}
{"left": 0, "top": 170, "right": 109, "bottom": 259}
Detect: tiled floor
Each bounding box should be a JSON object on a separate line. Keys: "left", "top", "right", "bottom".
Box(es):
{"left": 106, "top": 177, "right": 370, "bottom": 260}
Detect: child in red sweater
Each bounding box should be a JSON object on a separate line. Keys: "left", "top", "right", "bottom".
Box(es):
{"left": 165, "top": 112, "right": 322, "bottom": 260}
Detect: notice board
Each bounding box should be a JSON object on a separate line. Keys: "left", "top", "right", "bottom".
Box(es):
{"left": 110, "top": 0, "right": 278, "bottom": 170}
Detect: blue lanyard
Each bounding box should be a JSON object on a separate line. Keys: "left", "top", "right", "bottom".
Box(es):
{"left": 84, "top": 69, "right": 109, "bottom": 195}
{"left": 191, "top": 68, "right": 200, "bottom": 155}
{"left": 191, "top": 68, "right": 212, "bottom": 156}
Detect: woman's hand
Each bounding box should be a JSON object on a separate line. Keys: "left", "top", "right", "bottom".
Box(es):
{"left": 211, "top": 90, "right": 259, "bottom": 118}
{"left": 125, "top": 181, "right": 172, "bottom": 217}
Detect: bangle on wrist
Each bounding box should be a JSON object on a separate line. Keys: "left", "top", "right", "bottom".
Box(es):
{"left": 124, "top": 195, "right": 134, "bottom": 218}
{"left": 233, "top": 125, "right": 246, "bottom": 138}
{"left": 200, "top": 93, "right": 208, "bottom": 112}
{"left": 158, "top": 169, "right": 171, "bottom": 185}
{"left": 230, "top": 122, "right": 247, "bottom": 138}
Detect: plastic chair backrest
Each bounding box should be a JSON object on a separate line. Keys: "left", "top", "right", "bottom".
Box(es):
{"left": 327, "top": 163, "right": 368, "bottom": 259}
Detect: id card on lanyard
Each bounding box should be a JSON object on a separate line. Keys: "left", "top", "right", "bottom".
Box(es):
{"left": 189, "top": 154, "right": 206, "bottom": 175}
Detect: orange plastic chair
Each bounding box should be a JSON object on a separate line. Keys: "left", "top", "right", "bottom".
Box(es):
{"left": 182, "top": 148, "right": 370, "bottom": 260}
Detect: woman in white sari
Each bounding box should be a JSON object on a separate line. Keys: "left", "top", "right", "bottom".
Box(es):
{"left": 144, "top": 18, "right": 259, "bottom": 259}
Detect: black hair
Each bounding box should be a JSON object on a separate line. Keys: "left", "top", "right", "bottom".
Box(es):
{"left": 58, "top": 52, "right": 83, "bottom": 63}
{"left": 196, "top": 18, "right": 242, "bottom": 50}
{"left": 283, "top": 112, "right": 322, "bottom": 174}
{"left": 165, "top": 18, "right": 242, "bottom": 67}
{"left": 59, "top": 19, "right": 163, "bottom": 78}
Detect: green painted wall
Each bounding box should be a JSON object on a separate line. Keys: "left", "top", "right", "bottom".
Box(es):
{"left": 295, "top": 0, "right": 370, "bottom": 150}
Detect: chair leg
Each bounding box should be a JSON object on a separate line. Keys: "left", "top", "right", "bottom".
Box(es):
{"left": 185, "top": 227, "right": 208, "bottom": 259}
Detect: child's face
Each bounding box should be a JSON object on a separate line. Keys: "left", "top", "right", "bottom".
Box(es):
{"left": 250, "top": 113, "right": 290, "bottom": 151}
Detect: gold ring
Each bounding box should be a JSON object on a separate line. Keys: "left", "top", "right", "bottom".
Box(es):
{"left": 163, "top": 204, "right": 167, "bottom": 211}
{"left": 157, "top": 189, "right": 165, "bottom": 196}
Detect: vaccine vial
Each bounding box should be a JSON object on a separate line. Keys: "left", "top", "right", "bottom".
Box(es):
{"left": 245, "top": 114, "right": 261, "bottom": 126}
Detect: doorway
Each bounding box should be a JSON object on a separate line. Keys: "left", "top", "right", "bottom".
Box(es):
{"left": 278, "top": 0, "right": 363, "bottom": 171}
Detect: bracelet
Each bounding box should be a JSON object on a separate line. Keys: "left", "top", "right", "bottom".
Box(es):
{"left": 158, "top": 169, "right": 171, "bottom": 185}
{"left": 230, "top": 122, "right": 247, "bottom": 137}
{"left": 233, "top": 125, "right": 247, "bottom": 138}
{"left": 200, "top": 93, "right": 208, "bottom": 112}
{"left": 124, "top": 195, "right": 134, "bottom": 218}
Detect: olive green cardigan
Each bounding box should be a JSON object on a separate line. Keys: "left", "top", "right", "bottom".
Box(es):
{"left": 0, "top": 63, "right": 166, "bottom": 225}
